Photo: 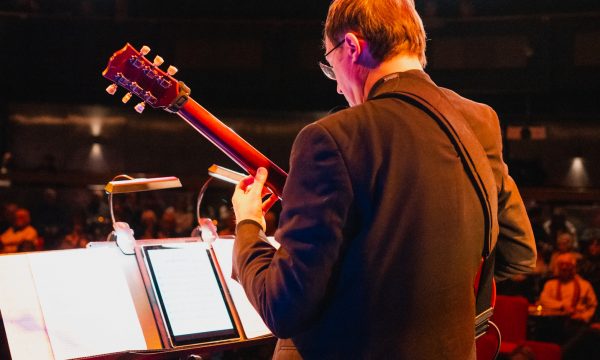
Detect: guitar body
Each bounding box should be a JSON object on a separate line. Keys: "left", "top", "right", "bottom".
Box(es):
{"left": 103, "top": 44, "right": 500, "bottom": 358}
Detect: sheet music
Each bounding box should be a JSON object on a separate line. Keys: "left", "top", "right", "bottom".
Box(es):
{"left": 145, "top": 243, "right": 235, "bottom": 336}
{"left": 0, "top": 254, "right": 53, "bottom": 360}
{"left": 28, "top": 248, "right": 147, "bottom": 360}
{"left": 211, "top": 237, "right": 277, "bottom": 339}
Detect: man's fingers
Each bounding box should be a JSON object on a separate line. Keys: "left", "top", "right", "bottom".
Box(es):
{"left": 240, "top": 175, "right": 255, "bottom": 190}
{"left": 250, "top": 167, "right": 268, "bottom": 195}
{"left": 255, "top": 167, "right": 268, "bottom": 184}
{"left": 233, "top": 168, "right": 268, "bottom": 197}
{"left": 262, "top": 193, "right": 279, "bottom": 213}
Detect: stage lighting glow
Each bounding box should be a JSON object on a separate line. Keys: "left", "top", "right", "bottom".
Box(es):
{"left": 565, "top": 156, "right": 589, "bottom": 187}
{"left": 90, "top": 118, "right": 102, "bottom": 137}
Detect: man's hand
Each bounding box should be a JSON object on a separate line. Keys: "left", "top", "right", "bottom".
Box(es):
{"left": 232, "top": 167, "right": 268, "bottom": 232}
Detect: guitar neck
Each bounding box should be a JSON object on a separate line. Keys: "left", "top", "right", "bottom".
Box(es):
{"left": 176, "top": 98, "right": 288, "bottom": 198}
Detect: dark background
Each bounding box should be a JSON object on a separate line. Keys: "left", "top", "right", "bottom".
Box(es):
{"left": 1, "top": 0, "right": 600, "bottom": 200}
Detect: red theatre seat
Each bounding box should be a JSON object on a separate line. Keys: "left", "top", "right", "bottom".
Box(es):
{"left": 492, "top": 295, "right": 561, "bottom": 360}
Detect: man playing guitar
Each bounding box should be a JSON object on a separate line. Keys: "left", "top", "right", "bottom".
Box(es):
{"left": 231, "top": 1, "right": 537, "bottom": 359}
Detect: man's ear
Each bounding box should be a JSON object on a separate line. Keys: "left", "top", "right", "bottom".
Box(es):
{"left": 344, "top": 33, "right": 363, "bottom": 63}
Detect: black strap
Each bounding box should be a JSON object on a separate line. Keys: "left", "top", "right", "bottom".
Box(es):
{"left": 371, "top": 86, "right": 498, "bottom": 317}
{"left": 372, "top": 91, "right": 496, "bottom": 257}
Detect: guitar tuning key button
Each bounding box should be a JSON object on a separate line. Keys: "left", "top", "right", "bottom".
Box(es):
{"left": 153, "top": 55, "right": 164, "bottom": 67}
{"left": 167, "top": 65, "right": 178, "bottom": 76}
{"left": 134, "top": 102, "right": 146, "bottom": 113}
{"left": 140, "top": 45, "right": 150, "bottom": 56}
{"left": 106, "top": 84, "right": 118, "bottom": 95}
{"left": 122, "top": 92, "right": 132, "bottom": 103}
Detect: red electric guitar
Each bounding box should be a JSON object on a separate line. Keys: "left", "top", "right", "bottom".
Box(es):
{"left": 102, "top": 44, "right": 500, "bottom": 359}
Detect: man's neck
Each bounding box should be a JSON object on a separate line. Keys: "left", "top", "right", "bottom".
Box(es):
{"left": 362, "top": 55, "right": 423, "bottom": 102}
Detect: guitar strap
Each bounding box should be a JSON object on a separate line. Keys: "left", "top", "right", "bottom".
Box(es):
{"left": 371, "top": 78, "right": 500, "bottom": 334}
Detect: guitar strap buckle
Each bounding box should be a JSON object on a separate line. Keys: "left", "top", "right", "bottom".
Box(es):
{"left": 475, "top": 307, "right": 494, "bottom": 339}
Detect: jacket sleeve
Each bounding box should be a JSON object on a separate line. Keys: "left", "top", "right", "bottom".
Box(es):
{"left": 494, "top": 169, "right": 537, "bottom": 280}
{"left": 232, "top": 122, "right": 353, "bottom": 339}
{"left": 483, "top": 106, "right": 537, "bottom": 281}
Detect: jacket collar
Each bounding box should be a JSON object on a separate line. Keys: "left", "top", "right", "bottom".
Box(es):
{"left": 367, "top": 70, "right": 436, "bottom": 100}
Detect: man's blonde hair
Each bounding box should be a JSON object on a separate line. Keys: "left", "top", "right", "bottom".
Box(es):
{"left": 324, "top": 0, "right": 427, "bottom": 66}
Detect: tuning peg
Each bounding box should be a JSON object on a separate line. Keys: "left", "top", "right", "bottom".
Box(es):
{"left": 167, "top": 65, "right": 178, "bottom": 76}
{"left": 106, "top": 84, "right": 118, "bottom": 95}
{"left": 140, "top": 45, "right": 150, "bottom": 56}
{"left": 153, "top": 55, "right": 164, "bottom": 67}
{"left": 134, "top": 102, "right": 146, "bottom": 114}
{"left": 122, "top": 92, "right": 132, "bottom": 103}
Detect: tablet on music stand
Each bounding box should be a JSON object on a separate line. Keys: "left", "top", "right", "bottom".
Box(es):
{"left": 141, "top": 243, "right": 240, "bottom": 347}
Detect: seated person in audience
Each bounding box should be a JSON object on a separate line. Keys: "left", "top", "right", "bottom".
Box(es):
{"left": 17, "top": 240, "right": 37, "bottom": 252}
{"left": 0, "top": 202, "right": 18, "bottom": 233}
{"left": 0, "top": 208, "right": 39, "bottom": 253}
{"left": 544, "top": 207, "right": 578, "bottom": 248}
{"left": 534, "top": 250, "right": 550, "bottom": 276}
{"left": 548, "top": 232, "right": 582, "bottom": 276}
{"left": 529, "top": 204, "right": 554, "bottom": 263}
{"left": 59, "top": 222, "right": 89, "bottom": 249}
{"left": 173, "top": 200, "right": 194, "bottom": 236}
{"left": 580, "top": 210, "right": 600, "bottom": 248}
{"left": 157, "top": 207, "right": 183, "bottom": 238}
{"left": 539, "top": 253, "right": 597, "bottom": 323}
{"left": 217, "top": 205, "right": 236, "bottom": 236}
{"left": 138, "top": 209, "right": 159, "bottom": 239}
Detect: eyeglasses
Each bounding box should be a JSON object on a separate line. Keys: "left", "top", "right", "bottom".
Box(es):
{"left": 318, "top": 39, "right": 345, "bottom": 80}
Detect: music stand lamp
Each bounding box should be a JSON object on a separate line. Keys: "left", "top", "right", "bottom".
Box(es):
{"left": 104, "top": 175, "right": 182, "bottom": 254}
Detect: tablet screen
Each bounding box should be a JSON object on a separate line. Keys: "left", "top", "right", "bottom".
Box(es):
{"left": 142, "top": 244, "right": 239, "bottom": 346}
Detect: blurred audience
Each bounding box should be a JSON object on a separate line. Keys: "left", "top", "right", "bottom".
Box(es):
{"left": 0, "top": 187, "right": 258, "bottom": 250}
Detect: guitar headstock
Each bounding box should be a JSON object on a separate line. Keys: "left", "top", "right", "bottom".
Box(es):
{"left": 102, "top": 44, "right": 188, "bottom": 113}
